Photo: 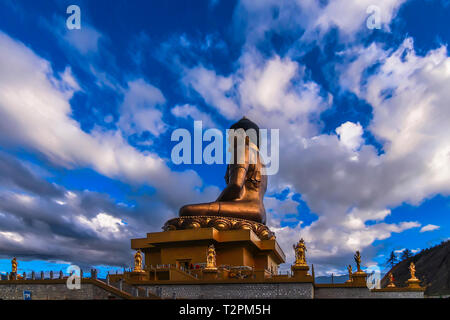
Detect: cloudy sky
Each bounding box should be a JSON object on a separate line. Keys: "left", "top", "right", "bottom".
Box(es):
{"left": 0, "top": 0, "right": 449, "bottom": 277}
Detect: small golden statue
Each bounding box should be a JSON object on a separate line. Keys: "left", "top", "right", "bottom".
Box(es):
{"left": 133, "top": 249, "right": 144, "bottom": 272}
{"left": 346, "top": 265, "right": 353, "bottom": 282}
{"left": 354, "top": 251, "right": 362, "bottom": 272}
{"left": 205, "top": 244, "right": 217, "bottom": 270}
{"left": 405, "top": 261, "right": 421, "bottom": 288}
{"left": 387, "top": 272, "right": 396, "bottom": 288}
{"left": 293, "top": 238, "right": 307, "bottom": 266}
{"left": 409, "top": 262, "right": 417, "bottom": 280}
{"left": 11, "top": 257, "right": 17, "bottom": 274}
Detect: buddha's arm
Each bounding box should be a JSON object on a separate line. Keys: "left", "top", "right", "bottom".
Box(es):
{"left": 218, "top": 143, "right": 250, "bottom": 201}
{"left": 217, "top": 164, "right": 248, "bottom": 201}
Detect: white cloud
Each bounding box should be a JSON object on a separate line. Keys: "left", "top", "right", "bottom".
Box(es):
{"left": 182, "top": 66, "right": 239, "bottom": 119}
{"left": 184, "top": 52, "right": 332, "bottom": 140}
{"left": 234, "top": 0, "right": 407, "bottom": 45}
{"left": 0, "top": 231, "right": 24, "bottom": 243}
{"left": 77, "top": 212, "right": 126, "bottom": 239}
{"left": 118, "top": 79, "right": 167, "bottom": 136}
{"left": 420, "top": 224, "right": 440, "bottom": 233}
{"left": 0, "top": 30, "right": 213, "bottom": 220}
{"left": 171, "top": 104, "right": 217, "bottom": 128}
{"left": 63, "top": 24, "right": 102, "bottom": 55}
{"left": 310, "top": 0, "right": 406, "bottom": 37}
{"left": 264, "top": 193, "right": 302, "bottom": 227}
{"left": 336, "top": 122, "right": 364, "bottom": 151}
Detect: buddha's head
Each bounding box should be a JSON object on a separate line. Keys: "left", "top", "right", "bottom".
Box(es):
{"left": 229, "top": 116, "right": 259, "bottom": 148}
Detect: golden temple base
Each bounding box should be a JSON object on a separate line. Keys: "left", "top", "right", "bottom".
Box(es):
{"left": 131, "top": 226, "right": 285, "bottom": 281}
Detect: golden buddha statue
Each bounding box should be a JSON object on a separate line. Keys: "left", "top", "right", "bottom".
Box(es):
{"left": 179, "top": 117, "right": 267, "bottom": 224}
{"left": 293, "top": 238, "right": 307, "bottom": 266}
{"left": 11, "top": 257, "right": 17, "bottom": 274}
{"left": 409, "top": 262, "right": 417, "bottom": 280}
{"left": 133, "top": 249, "right": 144, "bottom": 272}
{"left": 205, "top": 244, "right": 217, "bottom": 270}
{"left": 387, "top": 272, "right": 396, "bottom": 288}
{"left": 347, "top": 265, "right": 352, "bottom": 281}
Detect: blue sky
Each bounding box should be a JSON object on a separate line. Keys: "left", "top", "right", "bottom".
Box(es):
{"left": 0, "top": 0, "right": 449, "bottom": 277}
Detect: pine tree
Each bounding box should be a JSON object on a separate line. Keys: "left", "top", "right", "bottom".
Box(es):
{"left": 386, "top": 251, "right": 398, "bottom": 268}
{"left": 401, "top": 248, "right": 413, "bottom": 261}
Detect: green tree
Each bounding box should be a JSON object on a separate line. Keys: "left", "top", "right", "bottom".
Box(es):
{"left": 401, "top": 249, "right": 413, "bottom": 261}
{"left": 386, "top": 251, "right": 398, "bottom": 268}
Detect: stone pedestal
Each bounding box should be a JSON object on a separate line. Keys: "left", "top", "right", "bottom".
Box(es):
{"left": 202, "top": 268, "right": 218, "bottom": 280}
{"left": 291, "top": 265, "right": 313, "bottom": 282}
{"left": 351, "top": 271, "right": 368, "bottom": 287}
{"left": 406, "top": 278, "right": 421, "bottom": 289}
{"left": 127, "top": 270, "right": 148, "bottom": 282}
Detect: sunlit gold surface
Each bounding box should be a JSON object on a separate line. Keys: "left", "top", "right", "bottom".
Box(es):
{"left": 345, "top": 265, "right": 353, "bottom": 283}
{"left": 290, "top": 239, "right": 313, "bottom": 281}
{"left": 131, "top": 227, "right": 285, "bottom": 277}
{"left": 293, "top": 238, "right": 307, "bottom": 266}
{"left": 409, "top": 262, "right": 417, "bottom": 280}
{"left": 350, "top": 251, "right": 367, "bottom": 286}
{"left": 133, "top": 249, "right": 145, "bottom": 273}
{"left": 11, "top": 257, "right": 17, "bottom": 274}
{"left": 406, "top": 262, "right": 422, "bottom": 288}
{"left": 163, "top": 216, "right": 275, "bottom": 240}
{"left": 205, "top": 244, "right": 217, "bottom": 270}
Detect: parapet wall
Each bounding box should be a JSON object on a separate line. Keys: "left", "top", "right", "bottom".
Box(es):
{"left": 0, "top": 279, "right": 424, "bottom": 299}
{"left": 140, "top": 282, "right": 315, "bottom": 299}
{"left": 0, "top": 279, "right": 131, "bottom": 300}
{"left": 314, "top": 286, "right": 424, "bottom": 299}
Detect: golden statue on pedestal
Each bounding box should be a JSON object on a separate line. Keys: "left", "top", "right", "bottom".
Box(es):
{"left": 354, "top": 251, "right": 362, "bottom": 272}
{"left": 133, "top": 249, "right": 144, "bottom": 272}
{"left": 409, "top": 262, "right": 417, "bottom": 280}
{"left": 11, "top": 257, "right": 17, "bottom": 274}
{"left": 405, "top": 261, "right": 421, "bottom": 289}
{"left": 293, "top": 238, "right": 307, "bottom": 266}
{"left": 179, "top": 117, "right": 267, "bottom": 224}
{"left": 205, "top": 244, "right": 217, "bottom": 270}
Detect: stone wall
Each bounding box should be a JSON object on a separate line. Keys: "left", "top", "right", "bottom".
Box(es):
{"left": 0, "top": 280, "right": 124, "bottom": 300}
{"left": 314, "top": 287, "right": 424, "bottom": 299}
{"left": 0, "top": 280, "right": 425, "bottom": 299}
{"left": 141, "top": 282, "right": 314, "bottom": 299}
